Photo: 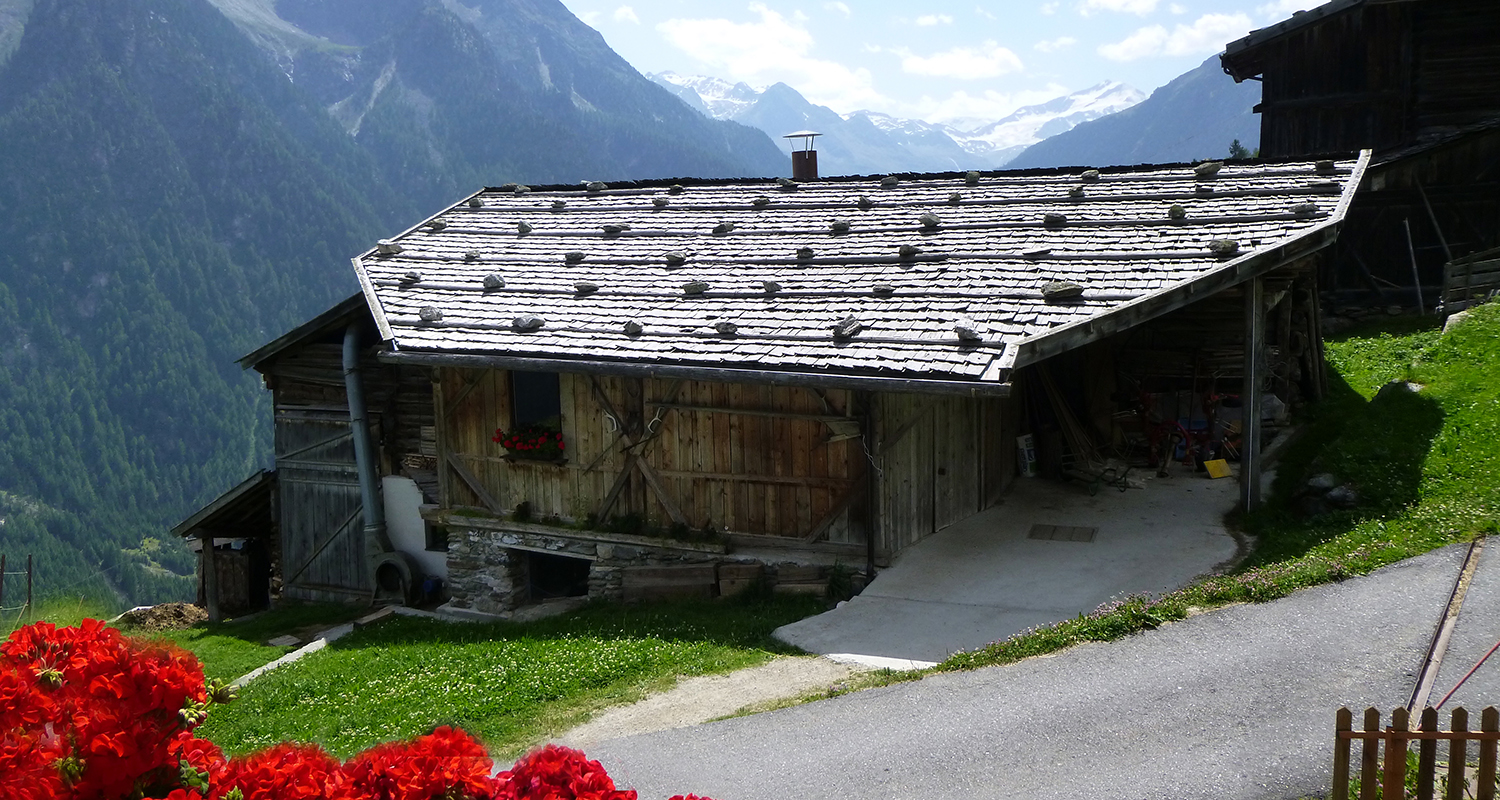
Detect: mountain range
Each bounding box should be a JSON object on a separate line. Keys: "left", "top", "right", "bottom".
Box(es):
{"left": 1005, "top": 54, "right": 1260, "bottom": 168}
{"left": 0, "top": 0, "right": 787, "bottom": 608}
{"left": 649, "top": 71, "right": 1146, "bottom": 175}
{"left": 0, "top": 0, "right": 1263, "bottom": 610}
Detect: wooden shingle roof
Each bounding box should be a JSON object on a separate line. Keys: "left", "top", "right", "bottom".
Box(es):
{"left": 356, "top": 154, "right": 1368, "bottom": 395}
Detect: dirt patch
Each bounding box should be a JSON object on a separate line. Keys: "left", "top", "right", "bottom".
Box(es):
{"left": 554, "top": 656, "right": 865, "bottom": 748}
{"left": 116, "top": 603, "right": 208, "bottom": 632}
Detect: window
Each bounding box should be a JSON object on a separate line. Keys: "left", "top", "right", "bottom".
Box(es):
{"left": 510, "top": 371, "right": 561, "bottom": 429}
{"left": 425, "top": 523, "right": 449, "bottom": 553}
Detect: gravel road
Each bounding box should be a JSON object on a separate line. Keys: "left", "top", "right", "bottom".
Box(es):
{"left": 587, "top": 544, "right": 1470, "bottom": 800}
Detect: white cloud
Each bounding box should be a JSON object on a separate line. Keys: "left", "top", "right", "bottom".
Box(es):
{"left": 579, "top": 10, "right": 601, "bottom": 25}
{"left": 1034, "top": 36, "right": 1078, "bottom": 52}
{"left": 916, "top": 13, "right": 954, "bottom": 25}
{"left": 1169, "top": 3, "right": 1187, "bottom": 13}
{"left": 1080, "top": 0, "right": 1158, "bottom": 16}
{"left": 1039, "top": 1, "right": 1059, "bottom": 14}
{"left": 975, "top": 6, "right": 998, "bottom": 20}
{"left": 824, "top": 1, "right": 852, "bottom": 17}
{"left": 657, "top": 4, "right": 888, "bottom": 111}
{"left": 1098, "top": 12, "right": 1253, "bottom": 61}
{"left": 1257, "top": 0, "right": 1321, "bottom": 19}
{"left": 612, "top": 6, "right": 639, "bottom": 24}
{"left": 889, "top": 41, "right": 1024, "bottom": 79}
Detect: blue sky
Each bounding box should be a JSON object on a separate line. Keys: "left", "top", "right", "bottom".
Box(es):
{"left": 557, "top": 0, "right": 1319, "bottom": 123}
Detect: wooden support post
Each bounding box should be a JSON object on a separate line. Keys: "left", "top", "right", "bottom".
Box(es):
{"left": 25, "top": 555, "right": 31, "bottom": 619}
{"left": 432, "top": 370, "right": 451, "bottom": 508}
{"left": 202, "top": 534, "right": 221, "bottom": 623}
{"left": 862, "top": 391, "right": 880, "bottom": 577}
{"left": 1242, "top": 277, "right": 1265, "bottom": 512}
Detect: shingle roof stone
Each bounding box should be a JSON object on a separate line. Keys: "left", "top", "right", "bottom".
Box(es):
{"left": 355, "top": 157, "right": 1367, "bottom": 389}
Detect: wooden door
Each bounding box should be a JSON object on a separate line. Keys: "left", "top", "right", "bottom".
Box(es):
{"left": 276, "top": 410, "right": 369, "bottom": 600}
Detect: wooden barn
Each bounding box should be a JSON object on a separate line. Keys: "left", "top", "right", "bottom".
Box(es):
{"left": 1222, "top": 0, "right": 1500, "bottom": 302}
{"left": 326, "top": 155, "right": 1367, "bottom": 615}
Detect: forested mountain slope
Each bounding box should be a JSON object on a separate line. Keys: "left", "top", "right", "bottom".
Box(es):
{"left": 0, "top": 0, "right": 785, "bottom": 607}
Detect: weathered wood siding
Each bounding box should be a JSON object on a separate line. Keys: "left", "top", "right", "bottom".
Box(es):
{"left": 439, "top": 370, "right": 865, "bottom": 542}
{"left": 1251, "top": 0, "right": 1500, "bottom": 157}
{"left": 274, "top": 410, "right": 367, "bottom": 600}
{"left": 875, "top": 393, "right": 1013, "bottom": 556}
{"left": 1256, "top": 3, "right": 1413, "bottom": 157}
{"left": 260, "top": 342, "right": 434, "bottom": 601}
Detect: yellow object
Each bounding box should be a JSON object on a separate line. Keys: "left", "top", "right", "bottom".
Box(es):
{"left": 1203, "top": 459, "right": 1232, "bottom": 479}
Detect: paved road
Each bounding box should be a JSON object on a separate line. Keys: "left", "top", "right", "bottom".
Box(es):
{"left": 589, "top": 545, "right": 1476, "bottom": 800}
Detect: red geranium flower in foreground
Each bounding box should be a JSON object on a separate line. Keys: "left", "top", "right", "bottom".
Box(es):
{"left": 2, "top": 622, "right": 714, "bottom": 800}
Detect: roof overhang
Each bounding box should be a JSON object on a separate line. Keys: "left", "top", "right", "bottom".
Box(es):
{"left": 237, "top": 293, "right": 371, "bottom": 372}
{"left": 1017, "top": 150, "right": 1368, "bottom": 366}
{"left": 1222, "top": 0, "right": 1420, "bottom": 81}
{"left": 378, "top": 349, "right": 1014, "bottom": 397}
{"left": 171, "top": 470, "right": 277, "bottom": 539}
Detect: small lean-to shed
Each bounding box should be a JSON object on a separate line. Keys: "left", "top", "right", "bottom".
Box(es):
{"left": 351, "top": 156, "right": 1367, "bottom": 615}
{"left": 171, "top": 470, "right": 277, "bottom": 621}
{"left": 1222, "top": 0, "right": 1500, "bottom": 294}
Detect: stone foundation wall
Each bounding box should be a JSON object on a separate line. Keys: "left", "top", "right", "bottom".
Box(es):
{"left": 445, "top": 526, "right": 723, "bottom": 615}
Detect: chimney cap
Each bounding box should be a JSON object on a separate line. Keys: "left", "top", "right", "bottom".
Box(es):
{"left": 783, "top": 131, "right": 822, "bottom": 151}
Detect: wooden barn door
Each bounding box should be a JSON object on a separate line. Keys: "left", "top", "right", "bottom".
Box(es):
{"left": 878, "top": 394, "right": 986, "bottom": 556}
{"left": 276, "top": 409, "right": 370, "bottom": 600}
{"left": 932, "top": 397, "right": 982, "bottom": 531}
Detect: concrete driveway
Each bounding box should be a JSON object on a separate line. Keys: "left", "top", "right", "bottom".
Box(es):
{"left": 588, "top": 545, "right": 1470, "bottom": 800}
{"left": 775, "top": 472, "right": 1243, "bottom": 668}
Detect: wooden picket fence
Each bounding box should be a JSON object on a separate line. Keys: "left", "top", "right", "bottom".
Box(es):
{"left": 1334, "top": 706, "right": 1500, "bottom": 800}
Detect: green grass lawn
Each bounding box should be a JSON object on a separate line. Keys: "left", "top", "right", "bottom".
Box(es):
{"left": 197, "top": 595, "right": 823, "bottom": 759}
{"left": 1, "top": 596, "right": 116, "bottom": 637}
{"left": 132, "top": 602, "right": 371, "bottom": 682}
{"left": 939, "top": 302, "right": 1500, "bottom": 672}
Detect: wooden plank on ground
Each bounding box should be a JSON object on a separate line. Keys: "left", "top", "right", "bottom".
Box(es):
{"left": 717, "top": 563, "right": 764, "bottom": 597}
{"left": 621, "top": 564, "right": 717, "bottom": 602}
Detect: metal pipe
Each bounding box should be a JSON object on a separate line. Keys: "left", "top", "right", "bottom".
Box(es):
{"left": 344, "top": 324, "right": 392, "bottom": 558}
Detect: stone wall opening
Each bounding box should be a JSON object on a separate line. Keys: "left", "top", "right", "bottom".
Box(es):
{"left": 525, "top": 551, "right": 591, "bottom": 602}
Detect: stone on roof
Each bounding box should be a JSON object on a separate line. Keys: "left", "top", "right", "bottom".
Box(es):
{"left": 353, "top": 155, "right": 1369, "bottom": 392}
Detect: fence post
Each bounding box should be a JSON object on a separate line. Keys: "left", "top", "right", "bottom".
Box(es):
{"left": 1334, "top": 707, "right": 1353, "bottom": 800}
{"left": 25, "top": 554, "right": 32, "bottom": 619}
{"left": 1419, "top": 706, "right": 1439, "bottom": 800}
{"left": 1362, "top": 707, "right": 1381, "bottom": 800}
{"left": 1385, "top": 707, "right": 1410, "bottom": 800}
{"left": 0, "top": 554, "right": 6, "bottom": 613}
{"left": 1479, "top": 707, "right": 1498, "bottom": 800}
{"left": 1448, "top": 707, "right": 1469, "bottom": 800}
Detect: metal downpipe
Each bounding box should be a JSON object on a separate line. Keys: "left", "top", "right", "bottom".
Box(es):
{"left": 343, "top": 324, "right": 392, "bottom": 559}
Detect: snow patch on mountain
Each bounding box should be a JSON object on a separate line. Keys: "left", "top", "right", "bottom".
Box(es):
{"left": 649, "top": 71, "right": 1144, "bottom": 171}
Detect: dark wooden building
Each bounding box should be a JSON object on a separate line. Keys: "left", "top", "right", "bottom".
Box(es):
{"left": 343, "top": 157, "right": 1362, "bottom": 615}
{"left": 1223, "top": 0, "right": 1500, "bottom": 300}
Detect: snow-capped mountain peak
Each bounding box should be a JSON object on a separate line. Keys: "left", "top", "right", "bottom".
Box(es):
{"left": 650, "top": 71, "right": 765, "bottom": 120}
{"left": 648, "top": 71, "right": 1144, "bottom": 171}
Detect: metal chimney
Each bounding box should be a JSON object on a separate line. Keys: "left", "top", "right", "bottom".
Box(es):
{"left": 784, "top": 130, "right": 822, "bottom": 182}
